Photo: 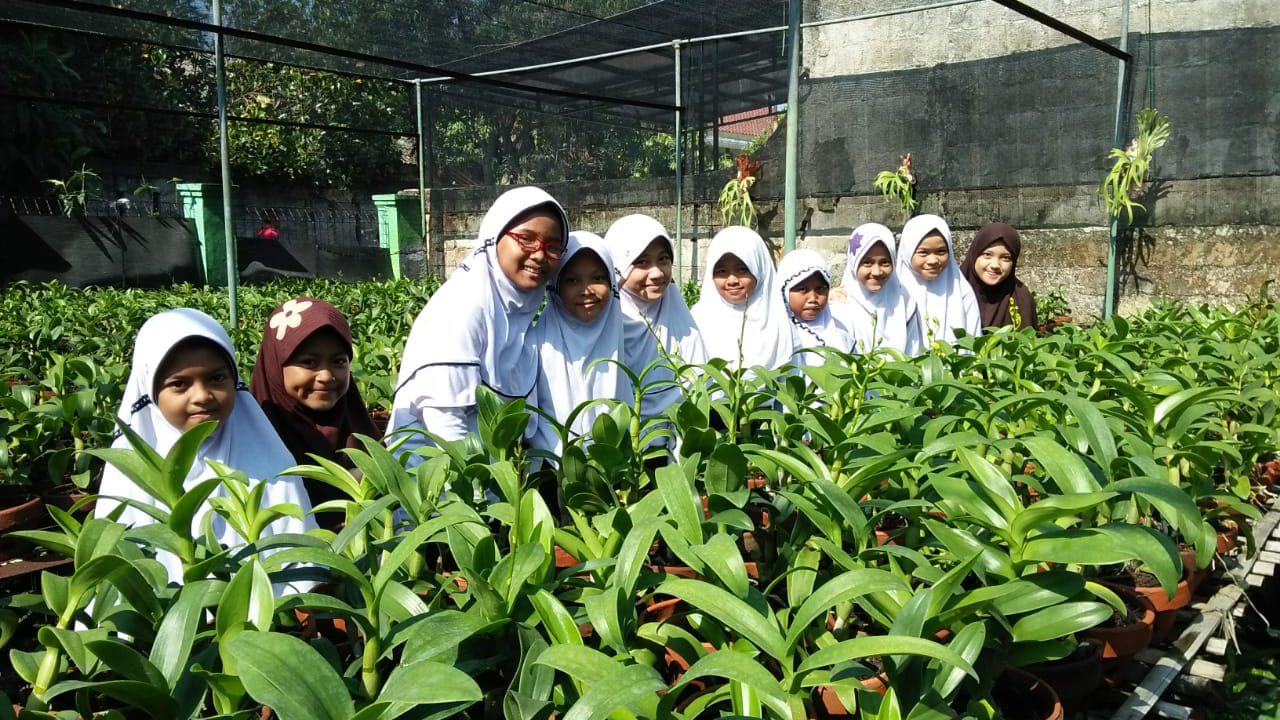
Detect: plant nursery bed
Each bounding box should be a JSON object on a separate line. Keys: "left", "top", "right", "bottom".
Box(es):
{"left": 1099, "top": 491, "right": 1280, "bottom": 720}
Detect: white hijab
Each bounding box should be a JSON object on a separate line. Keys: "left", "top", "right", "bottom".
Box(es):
{"left": 833, "top": 223, "right": 918, "bottom": 356}
{"left": 692, "top": 226, "right": 795, "bottom": 371}
{"left": 604, "top": 214, "right": 707, "bottom": 420}
{"left": 776, "top": 249, "right": 852, "bottom": 366}
{"left": 533, "top": 232, "right": 626, "bottom": 456}
{"left": 93, "top": 308, "right": 315, "bottom": 589}
{"left": 390, "top": 187, "right": 569, "bottom": 435}
{"left": 896, "top": 214, "right": 982, "bottom": 348}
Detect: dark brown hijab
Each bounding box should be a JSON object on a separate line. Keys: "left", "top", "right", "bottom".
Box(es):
{"left": 250, "top": 297, "right": 378, "bottom": 475}
{"left": 961, "top": 223, "right": 1037, "bottom": 331}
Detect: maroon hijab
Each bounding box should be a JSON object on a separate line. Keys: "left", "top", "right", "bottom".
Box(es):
{"left": 250, "top": 298, "right": 378, "bottom": 472}
{"left": 960, "top": 223, "right": 1037, "bottom": 331}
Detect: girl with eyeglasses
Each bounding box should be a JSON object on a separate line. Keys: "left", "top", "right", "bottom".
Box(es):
{"left": 388, "top": 187, "right": 569, "bottom": 463}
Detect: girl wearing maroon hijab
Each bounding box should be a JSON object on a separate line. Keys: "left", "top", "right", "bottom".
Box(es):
{"left": 960, "top": 223, "right": 1038, "bottom": 331}
{"left": 250, "top": 298, "right": 378, "bottom": 522}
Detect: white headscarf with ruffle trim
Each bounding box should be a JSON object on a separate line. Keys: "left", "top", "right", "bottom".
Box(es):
{"left": 776, "top": 248, "right": 852, "bottom": 366}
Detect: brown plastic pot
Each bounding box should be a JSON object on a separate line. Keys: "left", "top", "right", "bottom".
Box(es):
{"left": 1105, "top": 577, "right": 1190, "bottom": 643}
{"left": 993, "top": 668, "right": 1065, "bottom": 720}
{"left": 1216, "top": 522, "right": 1240, "bottom": 555}
{"left": 1026, "top": 641, "right": 1104, "bottom": 713}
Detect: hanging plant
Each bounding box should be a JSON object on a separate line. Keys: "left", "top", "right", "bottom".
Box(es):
{"left": 873, "top": 153, "right": 918, "bottom": 222}
{"left": 1099, "top": 108, "right": 1171, "bottom": 223}
{"left": 718, "top": 154, "right": 759, "bottom": 228}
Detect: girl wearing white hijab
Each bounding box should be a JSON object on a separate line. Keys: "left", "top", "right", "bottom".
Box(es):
{"left": 389, "top": 187, "right": 569, "bottom": 460}
{"left": 776, "top": 248, "right": 852, "bottom": 366}
{"left": 896, "top": 214, "right": 982, "bottom": 349}
{"left": 604, "top": 214, "right": 707, "bottom": 421}
{"left": 832, "top": 223, "right": 920, "bottom": 356}
{"left": 692, "top": 226, "right": 794, "bottom": 371}
{"left": 94, "top": 308, "right": 316, "bottom": 591}
{"left": 532, "top": 231, "right": 627, "bottom": 457}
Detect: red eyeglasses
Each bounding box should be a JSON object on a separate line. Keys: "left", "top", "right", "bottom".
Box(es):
{"left": 504, "top": 230, "right": 566, "bottom": 258}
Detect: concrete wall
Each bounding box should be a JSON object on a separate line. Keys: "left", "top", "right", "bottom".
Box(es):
{"left": 401, "top": 0, "right": 1279, "bottom": 322}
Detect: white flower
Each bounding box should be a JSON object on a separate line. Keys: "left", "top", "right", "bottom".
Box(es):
{"left": 269, "top": 299, "right": 314, "bottom": 341}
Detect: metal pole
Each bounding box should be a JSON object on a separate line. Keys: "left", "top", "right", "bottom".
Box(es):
{"left": 213, "top": 0, "right": 237, "bottom": 328}
{"left": 416, "top": 0, "right": 986, "bottom": 83}
{"left": 415, "top": 81, "right": 427, "bottom": 263}
{"left": 783, "top": 0, "right": 800, "bottom": 252}
{"left": 1104, "top": 0, "right": 1131, "bottom": 319}
{"left": 674, "top": 40, "right": 683, "bottom": 286}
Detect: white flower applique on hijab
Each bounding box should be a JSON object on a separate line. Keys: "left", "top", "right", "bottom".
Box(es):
{"left": 93, "top": 308, "right": 316, "bottom": 596}
{"left": 832, "top": 223, "right": 919, "bottom": 356}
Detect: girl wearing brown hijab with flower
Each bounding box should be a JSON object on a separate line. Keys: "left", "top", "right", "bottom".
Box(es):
{"left": 250, "top": 298, "right": 378, "bottom": 524}
{"left": 960, "top": 223, "right": 1038, "bottom": 331}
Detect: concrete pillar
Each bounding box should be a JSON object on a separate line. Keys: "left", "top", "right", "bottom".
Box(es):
{"left": 373, "top": 190, "right": 424, "bottom": 280}
{"left": 176, "top": 183, "right": 230, "bottom": 286}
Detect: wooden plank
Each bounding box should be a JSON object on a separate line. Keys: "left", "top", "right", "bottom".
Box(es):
{"left": 1183, "top": 658, "right": 1226, "bottom": 681}
{"left": 1257, "top": 550, "right": 1280, "bottom": 564}
{"left": 1153, "top": 701, "right": 1193, "bottom": 720}
{"left": 1252, "top": 560, "right": 1277, "bottom": 576}
{"left": 1246, "top": 573, "right": 1266, "bottom": 588}
{"left": 1111, "top": 582, "right": 1243, "bottom": 720}
{"left": 1205, "top": 636, "right": 1228, "bottom": 656}
{"left": 1264, "top": 539, "right": 1280, "bottom": 553}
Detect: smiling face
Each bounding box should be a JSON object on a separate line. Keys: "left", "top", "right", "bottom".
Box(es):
{"left": 282, "top": 328, "right": 352, "bottom": 412}
{"left": 712, "top": 253, "right": 757, "bottom": 305}
{"left": 557, "top": 250, "right": 612, "bottom": 323}
{"left": 788, "top": 271, "right": 829, "bottom": 322}
{"left": 623, "top": 238, "right": 673, "bottom": 301}
{"left": 973, "top": 240, "right": 1014, "bottom": 286}
{"left": 910, "top": 231, "right": 950, "bottom": 280}
{"left": 856, "top": 242, "right": 894, "bottom": 292}
{"left": 154, "top": 339, "right": 237, "bottom": 431}
{"left": 495, "top": 208, "right": 564, "bottom": 291}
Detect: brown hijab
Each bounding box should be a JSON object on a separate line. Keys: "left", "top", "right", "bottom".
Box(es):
{"left": 250, "top": 297, "right": 378, "bottom": 475}
{"left": 961, "top": 223, "right": 1037, "bottom": 331}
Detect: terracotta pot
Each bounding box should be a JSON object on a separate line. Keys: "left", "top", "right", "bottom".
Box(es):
{"left": 554, "top": 545, "right": 578, "bottom": 570}
{"left": 1216, "top": 522, "right": 1240, "bottom": 555}
{"left": 1026, "top": 641, "right": 1104, "bottom": 712}
{"left": 641, "top": 596, "right": 683, "bottom": 624}
{"left": 0, "top": 493, "right": 45, "bottom": 533}
{"left": 993, "top": 668, "right": 1065, "bottom": 720}
{"left": 1085, "top": 593, "right": 1155, "bottom": 660}
{"left": 1107, "top": 578, "right": 1190, "bottom": 643}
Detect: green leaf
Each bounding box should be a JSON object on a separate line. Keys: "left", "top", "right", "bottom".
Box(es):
{"left": 562, "top": 663, "right": 664, "bottom": 720}
{"left": 665, "top": 651, "right": 791, "bottom": 719}
{"left": 41, "top": 679, "right": 178, "bottom": 717}
{"left": 227, "top": 631, "right": 355, "bottom": 720}
{"left": 86, "top": 639, "right": 168, "bottom": 688}
{"left": 530, "top": 590, "right": 583, "bottom": 647}
{"left": 151, "top": 579, "right": 216, "bottom": 690}
{"left": 786, "top": 569, "right": 908, "bottom": 652}
{"left": 797, "top": 635, "right": 977, "bottom": 680}
{"left": 656, "top": 463, "right": 703, "bottom": 546}
{"left": 1021, "top": 436, "right": 1102, "bottom": 494}
{"left": 377, "top": 660, "right": 483, "bottom": 706}
{"left": 400, "top": 611, "right": 493, "bottom": 665}
{"left": 656, "top": 578, "right": 785, "bottom": 660}
{"left": 694, "top": 533, "right": 750, "bottom": 599}
{"left": 1010, "top": 601, "right": 1112, "bottom": 642}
